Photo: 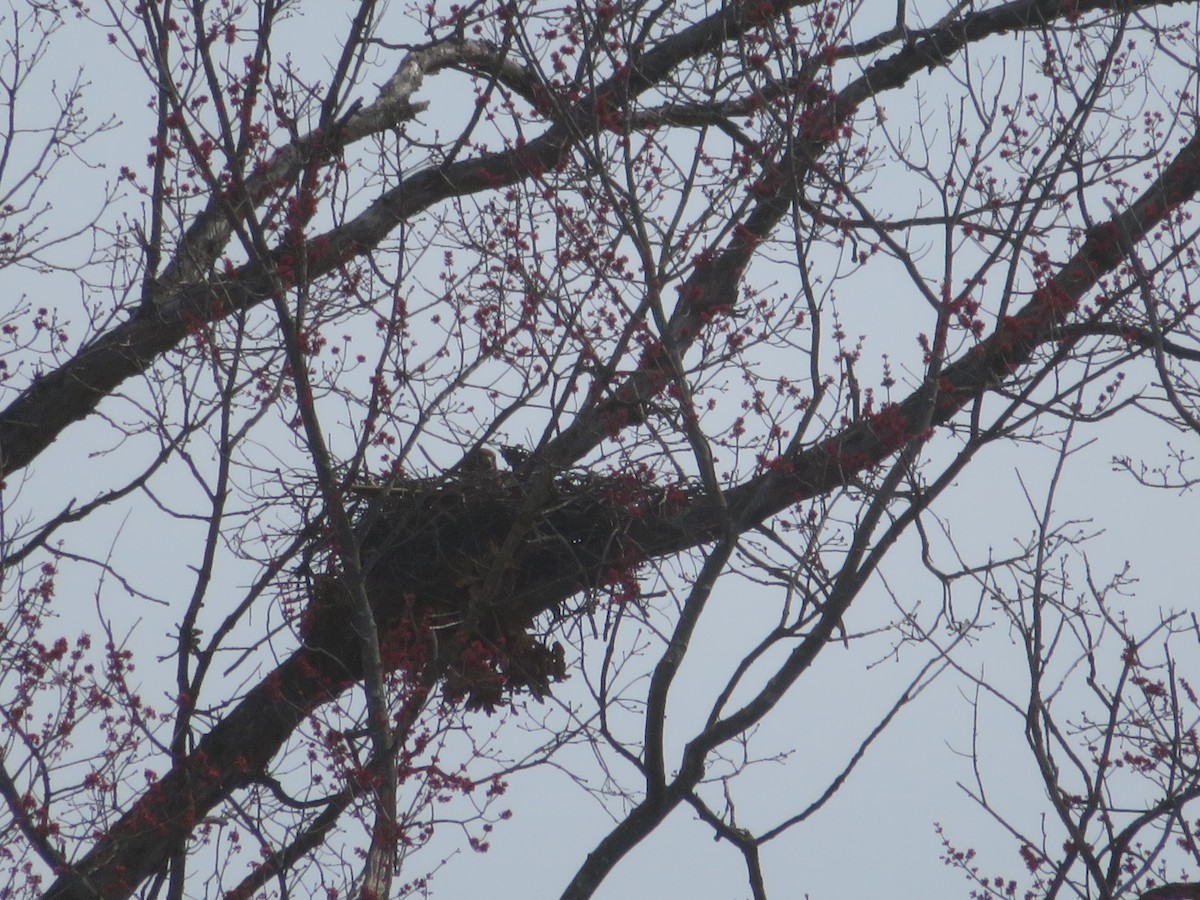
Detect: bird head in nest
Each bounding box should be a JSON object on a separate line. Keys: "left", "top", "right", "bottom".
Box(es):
{"left": 459, "top": 446, "right": 498, "bottom": 475}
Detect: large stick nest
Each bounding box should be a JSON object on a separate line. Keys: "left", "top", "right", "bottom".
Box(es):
{"left": 302, "top": 465, "right": 684, "bottom": 711}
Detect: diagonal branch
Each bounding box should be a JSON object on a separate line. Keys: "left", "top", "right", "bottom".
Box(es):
{"left": 0, "top": 0, "right": 824, "bottom": 480}
{"left": 539, "top": 0, "right": 1193, "bottom": 469}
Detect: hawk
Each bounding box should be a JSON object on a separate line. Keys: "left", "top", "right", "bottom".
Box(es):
{"left": 459, "top": 446, "right": 498, "bottom": 476}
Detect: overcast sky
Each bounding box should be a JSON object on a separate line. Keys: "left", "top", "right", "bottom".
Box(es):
{"left": 3, "top": 2, "right": 1199, "bottom": 898}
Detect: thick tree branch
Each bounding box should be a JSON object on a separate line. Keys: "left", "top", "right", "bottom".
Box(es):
{"left": 540, "top": 0, "right": 1191, "bottom": 469}
{"left": 0, "top": 0, "right": 823, "bottom": 480}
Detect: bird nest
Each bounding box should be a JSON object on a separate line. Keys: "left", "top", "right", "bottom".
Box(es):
{"left": 301, "top": 466, "right": 678, "bottom": 711}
